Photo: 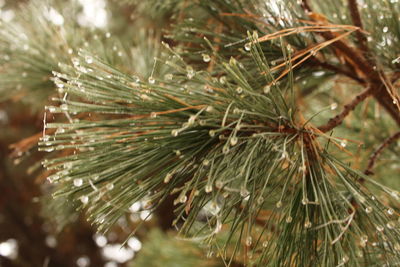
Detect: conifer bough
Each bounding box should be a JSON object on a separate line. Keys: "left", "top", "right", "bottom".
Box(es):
{"left": 28, "top": 0, "right": 400, "bottom": 266}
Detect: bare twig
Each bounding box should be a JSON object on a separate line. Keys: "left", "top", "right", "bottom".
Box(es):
{"left": 318, "top": 87, "right": 372, "bottom": 132}
{"left": 347, "top": 0, "right": 369, "bottom": 55}
{"left": 364, "top": 131, "right": 400, "bottom": 175}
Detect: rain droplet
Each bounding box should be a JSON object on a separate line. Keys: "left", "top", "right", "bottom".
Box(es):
{"left": 236, "top": 87, "right": 243, "bottom": 94}
{"left": 205, "top": 184, "right": 213, "bottom": 193}
{"left": 262, "top": 241, "right": 269, "bottom": 247}
{"left": 209, "top": 130, "right": 216, "bottom": 137}
{"left": 276, "top": 201, "right": 282, "bottom": 208}
{"left": 263, "top": 85, "right": 271, "bottom": 94}
{"left": 171, "top": 129, "right": 179, "bottom": 137}
{"left": 240, "top": 186, "right": 249, "bottom": 198}
{"left": 202, "top": 54, "right": 211, "bottom": 62}
{"left": 179, "top": 195, "right": 187, "bottom": 203}
{"left": 387, "top": 208, "right": 395, "bottom": 215}
{"left": 186, "top": 66, "right": 195, "bottom": 79}
{"left": 164, "top": 173, "right": 173, "bottom": 183}
{"left": 365, "top": 206, "right": 373, "bottom": 213}
{"left": 245, "top": 236, "right": 252, "bottom": 246}
{"left": 330, "top": 102, "right": 338, "bottom": 110}
{"left": 80, "top": 195, "right": 89, "bottom": 204}
{"left": 340, "top": 140, "right": 347, "bottom": 148}
{"left": 148, "top": 76, "right": 155, "bottom": 84}
{"left": 230, "top": 136, "right": 238, "bottom": 146}
{"left": 150, "top": 112, "right": 157, "bottom": 118}
{"left": 203, "top": 159, "right": 210, "bottom": 166}
{"left": 376, "top": 225, "right": 384, "bottom": 232}
{"left": 244, "top": 43, "right": 251, "bottom": 51}
{"left": 383, "top": 26, "right": 389, "bottom": 33}
{"left": 85, "top": 56, "right": 93, "bottom": 64}
{"left": 387, "top": 221, "right": 395, "bottom": 229}
{"left": 73, "top": 178, "right": 83, "bottom": 187}
{"left": 304, "top": 220, "right": 312, "bottom": 228}
{"left": 106, "top": 183, "right": 114, "bottom": 190}
{"left": 286, "top": 216, "right": 293, "bottom": 223}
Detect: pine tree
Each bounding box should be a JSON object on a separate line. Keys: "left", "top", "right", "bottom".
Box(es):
{"left": 2, "top": 0, "right": 400, "bottom": 266}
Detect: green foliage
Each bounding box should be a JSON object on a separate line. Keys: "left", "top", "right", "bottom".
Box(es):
{"left": 1, "top": 0, "right": 400, "bottom": 266}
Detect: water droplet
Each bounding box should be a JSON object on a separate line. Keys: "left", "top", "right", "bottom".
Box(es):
{"left": 387, "top": 221, "right": 395, "bottom": 229}
{"left": 341, "top": 255, "right": 349, "bottom": 264}
{"left": 203, "top": 159, "right": 210, "bottom": 166}
{"left": 245, "top": 236, "right": 252, "bottom": 246}
{"left": 179, "top": 195, "right": 187, "bottom": 203}
{"left": 106, "top": 183, "right": 114, "bottom": 190}
{"left": 73, "top": 178, "right": 83, "bottom": 187}
{"left": 171, "top": 129, "right": 179, "bottom": 137}
{"left": 376, "top": 225, "right": 384, "bottom": 232}
{"left": 85, "top": 56, "right": 93, "bottom": 64}
{"left": 302, "top": 198, "right": 309, "bottom": 205}
{"left": 105, "top": 32, "right": 111, "bottom": 38}
{"left": 188, "top": 115, "right": 196, "bottom": 125}
{"left": 304, "top": 220, "right": 312, "bottom": 228}
{"left": 262, "top": 241, "right": 269, "bottom": 247}
{"left": 276, "top": 201, "right": 282, "bottom": 208}
{"left": 222, "top": 146, "right": 230, "bottom": 154}
{"left": 205, "top": 184, "right": 213, "bottom": 193}
{"left": 206, "top": 106, "right": 214, "bottom": 112}
{"left": 244, "top": 43, "right": 251, "bottom": 51}
{"left": 202, "top": 54, "right": 211, "bottom": 62}
{"left": 340, "top": 140, "right": 347, "bottom": 147}
{"left": 150, "top": 112, "right": 157, "bottom": 118}
{"left": 286, "top": 216, "right": 293, "bottom": 223}
{"left": 209, "top": 130, "right": 215, "bottom": 137}
{"left": 383, "top": 26, "right": 389, "bottom": 33}
{"left": 365, "top": 206, "right": 373, "bottom": 213}
{"left": 263, "top": 85, "right": 271, "bottom": 94}
{"left": 393, "top": 99, "right": 398, "bottom": 105}
{"left": 148, "top": 76, "right": 155, "bottom": 84}
{"left": 230, "top": 136, "right": 238, "bottom": 146}
{"left": 240, "top": 186, "right": 249, "bottom": 198}
{"left": 387, "top": 208, "right": 395, "bottom": 215}
{"left": 236, "top": 87, "right": 243, "bottom": 94}
{"left": 164, "top": 173, "right": 173, "bottom": 183}
{"left": 80, "top": 195, "right": 89, "bottom": 204}
{"left": 330, "top": 103, "right": 338, "bottom": 110}
{"left": 186, "top": 66, "right": 195, "bottom": 79}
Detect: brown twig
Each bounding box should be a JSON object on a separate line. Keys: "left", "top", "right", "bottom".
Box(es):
{"left": 318, "top": 86, "right": 372, "bottom": 132}
{"left": 364, "top": 131, "right": 400, "bottom": 175}
{"left": 301, "top": 0, "right": 400, "bottom": 127}
{"left": 347, "top": 0, "right": 369, "bottom": 56}
{"left": 309, "top": 57, "right": 365, "bottom": 83}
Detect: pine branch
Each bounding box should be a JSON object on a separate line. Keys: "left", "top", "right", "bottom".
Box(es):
{"left": 301, "top": 0, "right": 400, "bottom": 127}
{"left": 347, "top": 0, "right": 369, "bottom": 56}
{"left": 365, "top": 131, "right": 400, "bottom": 175}
{"left": 318, "top": 86, "right": 372, "bottom": 132}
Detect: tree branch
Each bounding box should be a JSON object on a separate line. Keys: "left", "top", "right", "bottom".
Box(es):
{"left": 364, "top": 131, "right": 400, "bottom": 175}
{"left": 347, "top": 0, "right": 369, "bottom": 56}
{"left": 301, "top": 0, "right": 400, "bottom": 127}
{"left": 318, "top": 86, "right": 372, "bottom": 132}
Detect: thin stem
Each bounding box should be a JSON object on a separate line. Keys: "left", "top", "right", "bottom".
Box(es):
{"left": 364, "top": 131, "right": 400, "bottom": 175}
{"left": 318, "top": 87, "right": 372, "bottom": 132}
{"left": 347, "top": 0, "right": 369, "bottom": 56}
